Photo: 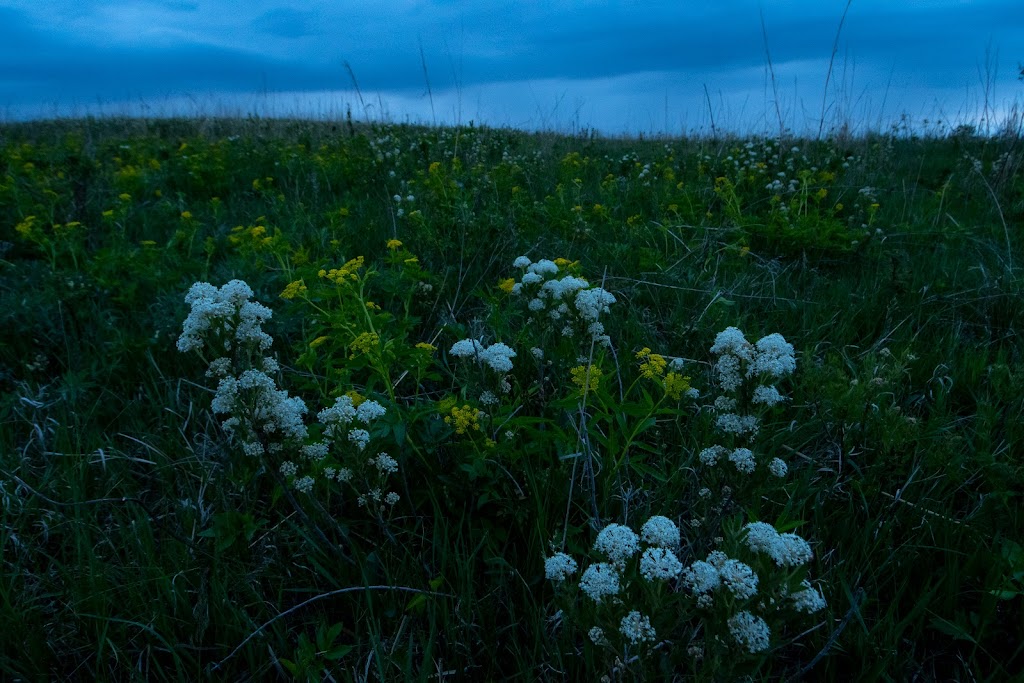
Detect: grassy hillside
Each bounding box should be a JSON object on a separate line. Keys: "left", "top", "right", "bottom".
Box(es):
{"left": 1, "top": 116, "right": 1022, "bottom": 681}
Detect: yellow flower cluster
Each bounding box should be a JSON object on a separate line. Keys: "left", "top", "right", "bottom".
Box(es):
{"left": 309, "top": 335, "right": 330, "bottom": 349}
{"left": 319, "top": 256, "right": 365, "bottom": 284}
{"left": 445, "top": 404, "right": 481, "bottom": 435}
{"left": 345, "top": 389, "right": 366, "bottom": 407}
{"left": 280, "top": 280, "right": 307, "bottom": 300}
{"left": 349, "top": 331, "right": 379, "bottom": 357}
{"left": 498, "top": 277, "right": 515, "bottom": 294}
{"left": 636, "top": 347, "right": 667, "bottom": 379}
{"left": 415, "top": 342, "right": 437, "bottom": 353}
{"left": 570, "top": 365, "right": 603, "bottom": 395}
{"left": 664, "top": 372, "right": 692, "bottom": 401}
{"left": 386, "top": 239, "right": 403, "bottom": 250}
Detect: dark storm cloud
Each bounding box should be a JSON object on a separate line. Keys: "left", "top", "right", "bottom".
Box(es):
{"left": 1, "top": 0, "right": 1022, "bottom": 131}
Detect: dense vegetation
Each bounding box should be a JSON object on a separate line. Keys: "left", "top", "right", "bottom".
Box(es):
{"left": 1, "top": 116, "right": 1022, "bottom": 681}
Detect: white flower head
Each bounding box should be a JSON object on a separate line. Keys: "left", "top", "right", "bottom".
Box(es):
{"left": 749, "top": 333, "right": 796, "bottom": 378}
{"left": 356, "top": 399, "right": 386, "bottom": 423}
{"left": 619, "top": 611, "right": 656, "bottom": 645}
{"left": 728, "top": 611, "right": 771, "bottom": 653}
{"left": 791, "top": 580, "right": 827, "bottom": 613}
{"left": 699, "top": 445, "right": 727, "bottom": 467}
{"left": 640, "top": 515, "right": 680, "bottom": 548}
{"left": 772, "top": 533, "right": 814, "bottom": 567}
{"left": 594, "top": 523, "right": 640, "bottom": 566}
{"left": 449, "top": 338, "right": 485, "bottom": 358}
{"left": 719, "top": 559, "right": 759, "bottom": 599}
{"left": 744, "top": 522, "right": 780, "bottom": 555}
{"left": 544, "top": 552, "right": 578, "bottom": 583}
{"left": 682, "top": 560, "right": 721, "bottom": 594}
{"left": 579, "top": 562, "right": 621, "bottom": 603}
{"left": 512, "top": 255, "right": 532, "bottom": 269}
{"left": 752, "top": 384, "right": 786, "bottom": 406}
{"left": 348, "top": 428, "right": 370, "bottom": 451}
{"left": 640, "top": 547, "right": 683, "bottom": 581}
{"left": 527, "top": 259, "right": 559, "bottom": 276}
{"left": 768, "top": 457, "right": 788, "bottom": 478}
{"left": 729, "top": 447, "right": 757, "bottom": 474}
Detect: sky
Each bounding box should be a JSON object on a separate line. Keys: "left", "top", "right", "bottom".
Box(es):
{"left": 1, "top": 0, "right": 1022, "bottom": 135}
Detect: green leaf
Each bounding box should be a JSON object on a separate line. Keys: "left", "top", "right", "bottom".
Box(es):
{"left": 928, "top": 616, "right": 977, "bottom": 644}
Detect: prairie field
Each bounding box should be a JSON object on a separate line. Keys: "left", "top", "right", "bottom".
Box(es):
{"left": 0, "top": 116, "right": 1022, "bottom": 681}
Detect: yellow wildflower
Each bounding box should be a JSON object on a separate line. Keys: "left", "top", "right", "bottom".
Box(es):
{"left": 386, "top": 239, "right": 403, "bottom": 250}
{"left": 118, "top": 193, "right": 131, "bottom": 202}
{"left": 366, "top": 301, "right": 381, "bottom": 311}
{"left": 553, "top": 258, "right": 572, "bottom": 268}
{"left": 180, "top": 210, "right": 193, "bottom": 220}
{"left": 345, "top": 390, "right": 366, "bottom": 407}
{"left": 636, "top": 347, "right": 667, "bottom": 379}
{"left": 309, "top": 336, "right": 330, "bottom": 349}
{"left": 322, "top": 256, "right": 365, "bottom": 284}
{"left": 570, "top": 365, "right": 603, "bottom": 396}
{"left": 349, "top": 331, "right": 379, "bottom": 357}
{"left": 415, "top": 342, "right": 437, "bottom": 353}
{"left": 428, "top": 161, "right": 442, "bottom": 175}
{"left": 445, "top": 404, "right": 481, "bottom": 435}
{"left": 280, "top": 280, "right": 307, "bottom": 300}
{"left": 498, "top": 278, "right": 515, "bottom": 294}
{"left": 664, "top": 372, "right": 692, "bottom": 401}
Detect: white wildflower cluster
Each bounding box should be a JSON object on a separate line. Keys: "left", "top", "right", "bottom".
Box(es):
{"left": 449, "top": 338, "right": 518, "bottom": 374}
{"left": 742, "top": 522, "right": 815, "bottom": 568}
{"left": 177, "top": 280, "right": 273, "bottom": 354}
{"left": 710, "top": 326, "right": 795, "bottom": 398}
{"left": 544, "top": 513, "right": 682, "bottom": 651}
{"left": 313, "top": 396, "right": 400, "bottom": 508}
{"left": 508, "top": 256, "right": 616, "bottom": 346}
{"left": 696, "top": 326, "right": 797, "bottom": 478}
{"left": 179, "top": 280, "right": 310, "bottom": 460}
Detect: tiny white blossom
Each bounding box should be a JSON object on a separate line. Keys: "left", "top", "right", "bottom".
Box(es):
{"left": 384, "top": 491, "right": 400, "bottom": 506}
{"left": 280, "top": 461, "right": 298, "bottom": 477}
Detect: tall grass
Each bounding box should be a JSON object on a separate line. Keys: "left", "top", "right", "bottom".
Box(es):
{"left": 1, "top": 115, "right": 1021, "bottom": 680}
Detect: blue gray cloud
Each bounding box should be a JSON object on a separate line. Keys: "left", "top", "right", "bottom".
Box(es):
{"left": 1, "top": 0, "right": 1022, "bottom": 132}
